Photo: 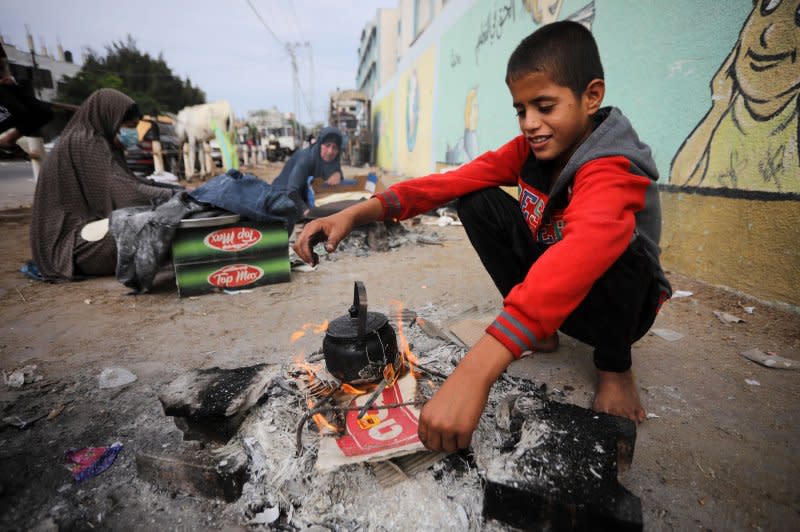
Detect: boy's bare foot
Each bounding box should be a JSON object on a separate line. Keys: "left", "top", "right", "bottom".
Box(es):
{"left": 593, "top": 369, "right": 646, "bottom": 423}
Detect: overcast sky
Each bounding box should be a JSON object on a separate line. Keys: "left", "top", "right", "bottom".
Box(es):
{"left": 2, "top": 0, "right": 397, "bottom": 124}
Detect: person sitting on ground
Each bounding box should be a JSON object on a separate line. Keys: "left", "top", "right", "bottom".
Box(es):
{"left": 272, "top": 126, "right": 343, "bottom": 217}
{"left": 0, "top": 42, "right": 54, "bottom": 154}
{"left": 30, "top": 88, "right": 178, "bottom": 281}
{"left": 294, "top": 21, "right": 672, "bottom": 452}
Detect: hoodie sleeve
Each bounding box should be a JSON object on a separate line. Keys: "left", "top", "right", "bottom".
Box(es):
{"left": 374, "top": 136, "right": 529, "bottom": 220}
{"left": 486, "top": 156, "right": 653, "bottom": 357}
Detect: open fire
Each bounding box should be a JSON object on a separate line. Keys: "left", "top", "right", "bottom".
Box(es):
{"left": 289, "top": 298, "right": 422, "bottom": 437}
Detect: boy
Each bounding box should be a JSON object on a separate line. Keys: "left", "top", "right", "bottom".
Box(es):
{"left": 294, "top": 21, "right": 671, "bottom": 452}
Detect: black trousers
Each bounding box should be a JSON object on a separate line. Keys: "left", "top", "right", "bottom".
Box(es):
{"left": 457, "top": 188, "right": 663, "bottom": 372}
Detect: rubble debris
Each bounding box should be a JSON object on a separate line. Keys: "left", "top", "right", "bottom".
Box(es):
{"left": 738, "top": 303, "right": 755, "bottom": 314}
{"left": 137, "top": 308, "right": 644, "bottom": 529}
{"left": 159, "top": 363, "right": 280, "bottom": 442}
{"left": 372, "top": 451, "right": 447, "bottom": 488}
{"left": 65, "top": 442, "right": 123, "bottom": 482}
{"left": 671, "top": 290, "right": 693, "bottom": 298}
{"left": 713, "top": 311, "right": 745, "bottom": 324}
{"left": 97, "top": 367, "right": 137, "bottom": 389}
{"left": 136, "top": 444, "right": 247, "bottom": 502}
{"left": 47, "top": 401, "right": 71, "bottom": 420}
{"left": 3, "top": 412, "right": 47, "bottom": 429}
{"left": 3, "top": 364, "right": 41, "bottom": 388}
{"left": 740, "top": 348, "right": 798, "bottom": 370}
{"left": 448, "top": 316, "right": 495, "bottom": 348}
{"left": 416, "top": 316, "right": 450, "bottom": 343}
{"left": 480, "top": 394, "right": 640, "bottom": 531}
{"left": 650, "top": 328, "right": 684, "bottom": 342}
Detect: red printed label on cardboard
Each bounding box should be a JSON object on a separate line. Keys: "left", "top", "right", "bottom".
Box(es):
{"left": 207, "top": 264, "right": 264, "bottom": 288}
{"left": 203, "top": 227, "right": 262, "bottom": 252}
{"left": 335, "top": 378, "right": 421, "bottom": 457}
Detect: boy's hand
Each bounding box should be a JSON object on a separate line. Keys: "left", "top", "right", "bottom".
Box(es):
{"left": 418, "top": 334, "right": 514, "bottom": 452}
{"left": 293, "top": 211, "right": 355, "bottom": 265}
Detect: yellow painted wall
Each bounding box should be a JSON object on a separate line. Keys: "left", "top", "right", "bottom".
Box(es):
{"left": 373, "top": 90, "right": 396, "bottom": 170}
{"left": 660, "top": 190, "right": 800, "bottom": 307}
{"left": 395, "top": 47, "right": 436, "bottom": 177}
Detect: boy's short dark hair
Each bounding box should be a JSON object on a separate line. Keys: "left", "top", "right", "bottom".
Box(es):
{"left": 506, "top": 21, "right": 604, "bottom": 96}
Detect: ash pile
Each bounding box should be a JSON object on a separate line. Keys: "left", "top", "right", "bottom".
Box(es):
{"left": 147, "top": 292, "right": 642, "bottom": 530}
{"left": 293, "top": 206, "right": 461, "bottom": 264}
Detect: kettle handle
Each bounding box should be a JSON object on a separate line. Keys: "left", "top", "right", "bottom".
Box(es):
{"left": 348, "top": 281, "right": 368, "bottom": 342}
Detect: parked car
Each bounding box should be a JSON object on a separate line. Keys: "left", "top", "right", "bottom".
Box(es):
{"left": 208, "top": 139, "right": 223, "bottom": 168}
{"left": 125, "top": 115, "right": 181, "bottom": 176}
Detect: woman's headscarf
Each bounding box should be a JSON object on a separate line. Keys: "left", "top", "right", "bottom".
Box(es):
{"left": 30, "top": 88, "right": 172, "bottom": 280}
{"left": 309, "top": 126, "right": 343, "bottom": 180}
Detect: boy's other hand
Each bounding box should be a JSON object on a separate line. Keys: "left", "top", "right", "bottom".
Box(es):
{"left": 293, "top": 211, "right": 354, "bottom": 266}
{"left": 418, "top": 335, "right": 514, "bottom": 452}
{"left": 292, "top": 197, "right": 385, "bottom": 266}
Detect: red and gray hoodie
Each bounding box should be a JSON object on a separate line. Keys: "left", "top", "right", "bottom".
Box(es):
{"left": 375, "top": 107, "right": 670, "bottom": 358}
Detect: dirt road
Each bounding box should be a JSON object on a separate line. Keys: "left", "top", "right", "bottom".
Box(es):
{"left": 0, "top": 163, "right": 798, "bottom": 530}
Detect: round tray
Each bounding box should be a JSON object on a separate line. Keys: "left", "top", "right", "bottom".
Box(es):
{"left": 178, "top": 213, "right": 241, "bottom": 228}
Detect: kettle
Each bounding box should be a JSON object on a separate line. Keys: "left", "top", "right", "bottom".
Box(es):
{"left": 323, "top": 282, "right": 400, "bottom": 384}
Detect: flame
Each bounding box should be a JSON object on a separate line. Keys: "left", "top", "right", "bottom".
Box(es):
{"left": 293, "top": 349, "right": 340, "bottom": 433}
{"left": 390, "top": 300, "right": 419, "bottom": 370}
{"left": 340, "top": 383, "right": 366, "bottom": 396}
{"left": 306, "top": 397, "right": 338, "bottom": 432}
{"left": 290, "top": 321, "right": 330, "bottom": 344}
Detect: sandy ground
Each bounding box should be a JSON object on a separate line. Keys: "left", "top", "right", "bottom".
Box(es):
{"left": 0, "top": 161, "right": 798, "bottom": 530}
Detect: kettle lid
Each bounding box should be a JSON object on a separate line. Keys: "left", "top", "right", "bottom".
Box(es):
{"left": 325, "top": 281, "right": 388, "bottom": 339}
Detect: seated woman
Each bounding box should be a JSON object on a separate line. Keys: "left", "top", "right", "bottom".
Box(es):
{"left": 30, "top": 88, "right": 178, "bottom": 281}
{"left": 271, "top": 126, "right": 343, "bottom": 217}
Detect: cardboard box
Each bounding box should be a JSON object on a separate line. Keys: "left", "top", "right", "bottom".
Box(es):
{"left": 172, "top": 217, "right": 290, "bottom": 297}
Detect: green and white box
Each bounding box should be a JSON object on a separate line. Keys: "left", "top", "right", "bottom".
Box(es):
{"left": 171, "top": 215, "right": 290, "bottom": 297}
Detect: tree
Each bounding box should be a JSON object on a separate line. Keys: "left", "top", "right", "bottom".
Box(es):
{"left": 57, "top": 36, "right": 205, "bottom": 114}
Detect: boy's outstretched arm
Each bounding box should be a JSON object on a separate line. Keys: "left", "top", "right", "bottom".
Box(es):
{"left": 418, "top": 334, "right": 514, "bottom": 452}
{"left": 293, "top": 197, "right": 384, "bottom": 265}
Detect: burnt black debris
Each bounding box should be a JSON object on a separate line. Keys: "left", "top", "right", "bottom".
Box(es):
{"left": 158, "top": 364, "right": 280, "bottom": 442}
{"left": 482, "top": 394, "right": 641, "bottom": 531}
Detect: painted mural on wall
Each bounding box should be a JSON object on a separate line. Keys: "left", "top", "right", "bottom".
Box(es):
{"left": 444, "top": 87, "right": 479, "bottom": 164}
{"left": 396, "top": 47, "right": 436, "bottom": 177}
{"left": 435, "top": 0, "right": 596, "bottom": 167}
{"left": 670, "top": 1, "right": 798, "bottom": 193}
{"left": 406, "top": 71, "right": 420, "bottom": 152}
{"left": 372, "top": 90, "right": 396, "bottom": 170}
{"left": 380, "top": 0, "right": 755, "bottom": 180}
{"left": 522, "top": 0, "right": 595, "bottom": 28}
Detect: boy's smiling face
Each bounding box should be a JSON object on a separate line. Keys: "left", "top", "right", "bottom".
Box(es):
{"left": 509, "top": 72, "right": 604, "bottom": 172}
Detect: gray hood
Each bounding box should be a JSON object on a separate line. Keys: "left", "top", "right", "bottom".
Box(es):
{"left": 552, "top": 106, "right": 662, "bottom": 248}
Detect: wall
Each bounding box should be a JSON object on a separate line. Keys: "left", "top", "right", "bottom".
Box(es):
{"left": 370, "top": 0, "right": 800, "bottom": 307}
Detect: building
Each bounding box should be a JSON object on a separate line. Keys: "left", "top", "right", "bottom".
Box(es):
{"left": 356, "top": 7, "right": 399, "bottom": 98}
{"left": 1, "top": 35, "right": 80, "bottom": 103}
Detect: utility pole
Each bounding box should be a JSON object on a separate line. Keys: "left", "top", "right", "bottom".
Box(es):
{"left": 285, "top": 41, "right": 312, "bottom": 142}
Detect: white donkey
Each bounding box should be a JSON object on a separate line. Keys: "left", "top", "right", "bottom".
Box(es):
{"left": 175, "top": 100, "right": 235, "bottom": 178}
